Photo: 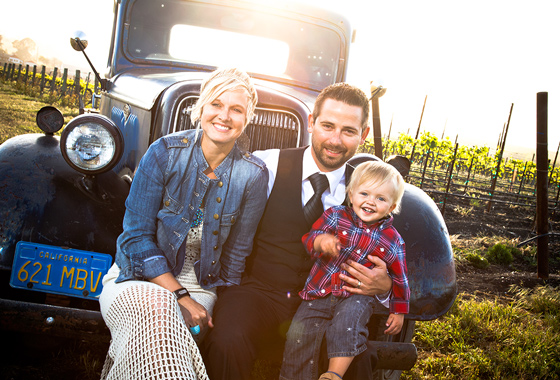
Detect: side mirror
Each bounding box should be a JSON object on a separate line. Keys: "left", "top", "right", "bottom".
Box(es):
{"left": 69, "top": 31, "right": 106, "bottom": 92}
{"left": 70, "top": 31, "right": 88, "bottom": 51}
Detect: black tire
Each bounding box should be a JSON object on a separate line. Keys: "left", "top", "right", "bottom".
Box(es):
{"left": 370, "top": 317, "right": 416, "bottom": 380}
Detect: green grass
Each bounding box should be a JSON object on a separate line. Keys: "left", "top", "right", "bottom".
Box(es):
{"left": 404, "top": 286, "right": 560, "bottom": 380}
{"left": 0, "top": 80, "right": 79, "bottom": 144}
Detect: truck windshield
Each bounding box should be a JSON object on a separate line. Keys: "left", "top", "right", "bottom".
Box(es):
{"left": 126, "top": 0, "right": 343, "bottom": 89}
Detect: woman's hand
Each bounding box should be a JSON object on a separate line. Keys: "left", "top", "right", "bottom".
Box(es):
{"left": 340, "top": 255, "right": 392, "bottom": 296}
{"left": 178, "top": 296, "right": 214, "bottom": 330}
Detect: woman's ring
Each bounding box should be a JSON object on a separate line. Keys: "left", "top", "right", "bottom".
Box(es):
{"left": 357, "top": 280, "right": 362, "bottom": 289}
{"left": 189, "top": 325, "right": 201, "bottom": 335}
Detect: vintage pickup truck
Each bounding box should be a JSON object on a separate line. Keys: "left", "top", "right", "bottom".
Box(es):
{"left": 0, "top": 0, "right": 456, "bottom": 378}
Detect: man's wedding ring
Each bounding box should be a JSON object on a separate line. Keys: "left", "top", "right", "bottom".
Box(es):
{"left": 357, "top": 280, "right": 362, "bottom": 289}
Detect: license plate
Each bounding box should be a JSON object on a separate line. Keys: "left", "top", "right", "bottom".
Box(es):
{"left": 10, "top": 242, "right": 113, "bottom": 300}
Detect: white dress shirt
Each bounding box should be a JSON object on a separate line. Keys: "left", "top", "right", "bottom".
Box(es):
{"left": 253, "top": 147, "right": 346, "bottom": 209}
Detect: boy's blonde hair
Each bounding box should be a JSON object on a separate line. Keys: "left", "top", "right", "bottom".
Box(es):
{"left": 190, "top": 67, "right": 258, "bottom": 129}
{"left": 347, "top": 160, "right": 406, "bottom": 214}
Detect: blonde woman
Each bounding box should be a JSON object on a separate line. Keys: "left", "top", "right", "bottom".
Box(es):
{"left": 99, "top": 68, "right": 268, "bottom": 380}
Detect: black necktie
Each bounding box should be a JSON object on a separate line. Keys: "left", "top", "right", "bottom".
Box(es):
{"left": 303, "top": 173, "right": 329, "bottom": 225}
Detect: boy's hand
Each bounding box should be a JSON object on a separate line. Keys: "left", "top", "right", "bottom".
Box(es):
{"left": 313, "top": 234, "right": 341, "bottom": 257}
{"left": 384, "top": 313, "right": 404, "bottom": 335}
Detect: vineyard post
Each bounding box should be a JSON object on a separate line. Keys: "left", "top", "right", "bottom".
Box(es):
{"left": 61, "top": 68, "right": 68, "bottom": 95}
{"left": 441, "top": 142, "right": 459, "bottom": 216}
{"left": 387, "top": 114, "right": 393, "bottom": 141}
{"left": 74, "top": 70, "right": 81, "bottom": 96}
{"left": 536, "top": 92, "right": 549, "bottom": 279}
{"left": 24, "top": 64, "right": 29, "bottom": 85}
{"left": 516, "top": 161, "right": 529, "bottom": 202}
{"left": 420, "top": 150, "right": 432, "bottom": 189}
{"left": 486, "top": 103, "right": 514, "bottom": 212}
{"left": 464, "top": 155, "right": 475, "bottom": 194}
{"left": 39, "top": 65, "right": 46, "bottom": 93}
{"left": 370, "top": 83, "right": 385, "bottom": 159}
{"left": 9, "top": 63, "right": 15, "bottom": 80}
{"left": 16, "top": 64, "right": 22, "bottom": 82}
{"left": 2, "top": 63, "right": 6, "bottom": 78}
{"left": 50, "top": 67, "right": 58, "bottom": 94}
{"left": 410, "top": 95, "right": 427, "bottom": 161}
{"left": 31, "top": 65, "right": 37, "bottom": 87}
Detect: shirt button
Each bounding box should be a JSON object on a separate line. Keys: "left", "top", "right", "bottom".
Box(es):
{"left": 211, "top": 260, "right": 216, "bottom": 265}
{"left": 366, "top": 229, "right": 370, "bottom": 233}
{"left": 182, "top": 138, "right": 189, "bottom": 144}
{"left": 320, "top": 289, "right": 326, "bottom": 294}
{"left": 342, "top": 231, "right": 347, "bottom": 235}
{"left": 214, "top": 214, "right": 219, "bottom": 220}
{"left": 213, "top": 230, "right": 218, "bottom": 235}
{"left": 380, "top": 247, "right": 385, "bottom": 252}
{"left": 216, "top": 197, "right": 222, "bottom": 203}
{"left": 213, "top": 245, "right": 218, "bottom": 250}
{"left": 357, "top": 249, "right": 361, "bottom": 254}
{"left": 164, "top": 200, "right": 170, "bottom": 206}
{"left": 231, "top": 216, "right": 235, "bottom": 224}
{"left": 218, "top": 181, "right": 223, "bottom": 187}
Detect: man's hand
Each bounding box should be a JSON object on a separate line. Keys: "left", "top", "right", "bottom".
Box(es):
{"left": 313, "top": 233, "right": 341, "bottom": 258}
{"left": 340, "top": 255, "right": 392, "bottom": 296}
{"left": 384, "top": 313, "right": 404, "bottom": 335}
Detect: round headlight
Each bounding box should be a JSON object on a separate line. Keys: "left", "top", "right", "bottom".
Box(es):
{"left": 60, "top": 114, "right": 124, "bottom": 175}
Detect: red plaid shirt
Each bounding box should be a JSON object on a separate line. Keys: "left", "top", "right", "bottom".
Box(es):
{"left": 300, "top": 205, "right": 409, "bottom": 314}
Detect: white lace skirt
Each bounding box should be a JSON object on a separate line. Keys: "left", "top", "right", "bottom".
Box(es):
{"left": 99, "top": 223, "right": 216, "bottom": 380}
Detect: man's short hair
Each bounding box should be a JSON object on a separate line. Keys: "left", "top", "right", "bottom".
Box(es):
{"left": 312, "top": 83, "right": 370, "bottom": 131}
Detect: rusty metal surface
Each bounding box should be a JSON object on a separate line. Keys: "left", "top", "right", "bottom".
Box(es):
{"left": 0, "top": 298, "right": 110, "bottom": 343}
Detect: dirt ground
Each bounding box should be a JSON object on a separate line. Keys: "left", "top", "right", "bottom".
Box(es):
{"left": 443, "top": 196, "right": 560, "bottom": 297}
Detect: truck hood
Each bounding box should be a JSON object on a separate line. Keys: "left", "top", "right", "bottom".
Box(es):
{"left": 107, "top": 68, "right": 318, "bottom": 111}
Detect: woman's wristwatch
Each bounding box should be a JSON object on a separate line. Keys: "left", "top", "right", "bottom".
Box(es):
{"left": 173, "top": 287, "right": 191, "bottom": 300}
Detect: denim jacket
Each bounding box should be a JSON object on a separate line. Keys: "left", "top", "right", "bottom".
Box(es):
{"left": 115, "top": 129, "right": 268, "bottom": 288}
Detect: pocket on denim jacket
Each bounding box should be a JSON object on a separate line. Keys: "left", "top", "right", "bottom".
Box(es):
{"left": 218, "top": 210, "right": 240, "bottom": 243}
{"left": 160, "top": 191, "right": 184, "bottom": 218}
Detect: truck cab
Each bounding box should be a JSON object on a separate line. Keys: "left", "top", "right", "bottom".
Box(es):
{"left": 0, "top": 1, "right": 456, "bottom": 378}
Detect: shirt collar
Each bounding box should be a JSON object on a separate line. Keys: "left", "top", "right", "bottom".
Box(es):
{"left": 302, "top": 146, "right": 346, "bottom": 194}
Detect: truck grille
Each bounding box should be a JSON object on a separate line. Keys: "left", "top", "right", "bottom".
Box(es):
{"left": 173, "top": 96, "right": 301, "bottom": 151}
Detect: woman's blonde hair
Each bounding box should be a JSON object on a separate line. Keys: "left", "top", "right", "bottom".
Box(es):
{"left": 347, "top": 160, "right": 406, "bottom": 214}
{"left": 190, "top": 67, "right": 258, "bottom": 129}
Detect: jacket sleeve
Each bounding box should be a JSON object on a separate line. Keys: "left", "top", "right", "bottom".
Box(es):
{"left": 218, "top": 164, "right": 269, "bottom": 285}
{"left": 116, "top": 139, "right": 172, "bottom": 280}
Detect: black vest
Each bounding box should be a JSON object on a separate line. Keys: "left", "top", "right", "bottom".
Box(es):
{"left": 244, "top": 147, "right": 315, "bottom": 293}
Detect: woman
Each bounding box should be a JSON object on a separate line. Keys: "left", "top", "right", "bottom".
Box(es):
{"left": 99, "top": 67, "right": 268, "bottom": 380}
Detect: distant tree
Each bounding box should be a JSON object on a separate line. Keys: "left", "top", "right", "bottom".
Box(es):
{"left": 12, "top": 37, "right": 37, "bottom": 62}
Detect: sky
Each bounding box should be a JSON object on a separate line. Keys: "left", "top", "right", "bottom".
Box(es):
{"left": 1, "top": 0, "right": 559, "bottom": 158}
